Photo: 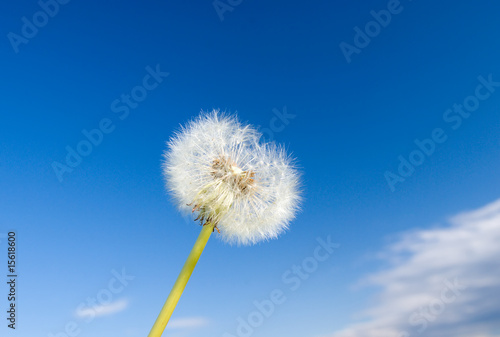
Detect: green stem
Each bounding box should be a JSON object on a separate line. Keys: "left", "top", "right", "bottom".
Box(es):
{"left": 147, "top": 224, "right": 214, "bottom": 337}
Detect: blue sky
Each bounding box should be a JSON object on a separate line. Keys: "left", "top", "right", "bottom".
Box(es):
{"left": 1, "top": 1, "right": 500, "bottom": 336}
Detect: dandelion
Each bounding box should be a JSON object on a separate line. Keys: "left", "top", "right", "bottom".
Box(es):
{"left": 148, "top": 110, "right": 301, "bottom": 336}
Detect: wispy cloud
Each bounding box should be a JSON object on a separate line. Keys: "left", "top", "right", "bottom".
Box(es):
{"left": 166, "top": 316, "right": 209, "bottom": 329}
{"left": 330, "top": 199, "right": 500, "bottom": 337}
{"left": 75, "top": 298, "right": 128, "bottom": 318}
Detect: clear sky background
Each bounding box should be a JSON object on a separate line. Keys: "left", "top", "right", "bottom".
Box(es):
{"left": 1, "top": 1, "right": 500, "bottom": 337}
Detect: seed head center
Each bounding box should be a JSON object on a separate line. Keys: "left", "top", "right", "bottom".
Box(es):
{"left": 211, "top": 156, "right": 255, "bottom": 195}
{"left": 188, "top": 156, "right": 256, "bottom": 228}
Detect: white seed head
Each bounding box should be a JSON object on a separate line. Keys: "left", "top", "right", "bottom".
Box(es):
{"left": 163, "top": 110, "right": 301, "bottom": 245}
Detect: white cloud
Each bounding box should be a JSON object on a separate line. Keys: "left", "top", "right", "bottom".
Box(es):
{"left": 75, "top": 298, "right": 128, "bottom": 318}
{"left": 330, "top": 199, "right": 500, "bottom": 337}
{"left": 166, "top": 316, "right": 209, "bottom": 329}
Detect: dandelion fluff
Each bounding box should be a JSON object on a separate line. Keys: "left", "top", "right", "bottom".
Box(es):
{"left": 163, "top": 110, "right": 301, "bottom": 245}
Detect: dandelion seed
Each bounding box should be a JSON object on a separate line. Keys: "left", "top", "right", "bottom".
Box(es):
{"left": 163, "top": 110, "right": 301, "bottom": 245}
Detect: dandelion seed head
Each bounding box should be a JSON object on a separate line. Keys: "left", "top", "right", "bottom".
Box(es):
{"left": 163, "top": 110, "right": 301, "bottom": 245}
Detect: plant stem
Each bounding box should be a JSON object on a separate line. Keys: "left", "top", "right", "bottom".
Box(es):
{"left": 147, "top": 224, "right": 214, "bottom": 337}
